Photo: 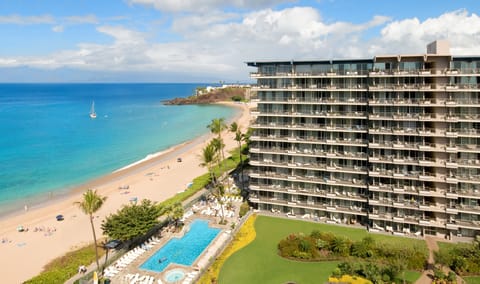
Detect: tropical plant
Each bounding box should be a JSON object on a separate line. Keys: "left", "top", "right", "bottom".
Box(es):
{"left": 211, "top": 184, "right": 227, "bottom": 224}
{"left": 207, "top": 117, "right": 227, "bottom": 166}
{"left": 351, "top": 236, "right": 375, "bottom": 258}
{"left": 239, "top": 202, "right": 249, "bottom": 218}
{"left": 74, "top": 189, "right": 106, "bottom": 272}
{"left": 230, "top": 122, "right": 246, "bottom": 192}
{"left": 199, "top": 143, "right": 218, "bottom": 186}
{"left": 101, "top": 199, "right": 161, "bottom": 241}
{"left": 210, "top": 137, "right": 225, "bottom": 175}
{"left": 160, "top": 202, "right": 184, "bottom": 227}
{"left": 330, "top": 236, "right": 352, "bottom": 257}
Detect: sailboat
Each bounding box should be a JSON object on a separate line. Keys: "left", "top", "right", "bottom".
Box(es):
{"left": 89, "top": 101, "right": 97, "bottom": 119}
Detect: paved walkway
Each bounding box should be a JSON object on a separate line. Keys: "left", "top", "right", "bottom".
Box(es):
{"left": 415, "top": 236, "right": 465, "bottom": 284}
{"left": 415, "top": 236, "right": 437, "bottom": 284}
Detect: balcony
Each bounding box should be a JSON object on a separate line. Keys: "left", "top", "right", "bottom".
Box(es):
{"left": 456, "top": 204, "right": 480, "bottom": 214}
{"left": 457, "top": 189, "right": 480, "bottom": 198}
{"left": 457, "top": 144, "right": 480, "bottom": 152}
{"left": 250, "top": 134, "right": 368, "bottom": 147}
{"left": 458, "top": 128, "right": 480, "bottom": 137}
{"left": 249, "top": 171, "right": 367, "bottom": 188}
{"left": 458, "top": 159, "right": 480, "bottom": 168}
{"left": 457, "top": 175, "right": 480, "bottom": 184}
{"left": 451, "top": 219, "right": 480, "bottom": 230}
{"left": 418, "top": 202, "right": 446, "bottom": 212}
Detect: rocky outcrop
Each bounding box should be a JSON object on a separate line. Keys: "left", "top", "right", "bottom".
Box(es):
{"left": 163, "top": 87, "right": 247, "bottom": 105}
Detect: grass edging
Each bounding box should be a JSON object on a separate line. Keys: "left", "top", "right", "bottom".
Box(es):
{"left": 25, "top": 243, "right": 106, "bottom": 284}
{"left": 198, "top": 214, "right": 257, "bottom": 284}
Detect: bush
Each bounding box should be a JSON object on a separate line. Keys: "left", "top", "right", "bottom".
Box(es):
{"left": 231, "top": 95, "right": 243, "bottom": 101}
{"left": 351, "top": 237, "right": 375, "bottom": 258}
{"left": 239, "top": 202, "right": 249, "bottom": 218}
{"left": 278, "top": 233, "right": 318, "bottom": 260}
{"left": 331, "top": 268, "right": 343, "bottom": 278}
{"left": 330, "top": 236, "right": 352, "bottom": 257}
{"left": 25, "top": 244, "right": 105, "bottom": 284}
{"left": 310, "top": 230, "right": 322, "bottom": 239}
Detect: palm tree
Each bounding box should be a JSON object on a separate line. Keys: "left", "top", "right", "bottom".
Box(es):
{"left": 230, "top": 122, "right": 246, "bottom": 193}
{"left": 207, "top": 118, "right": 227, "bottom": 165}
{"left": 161, "top": 202, "right": 184, "bottom": 228}
{"left": 199, "top": 143, "right": 218, "bottom": 186}
{"left": 212, "top": 184, "right": 227, "bottom": 224}
{"left": 74, "top": 189, "right": 106, "bottom": 272}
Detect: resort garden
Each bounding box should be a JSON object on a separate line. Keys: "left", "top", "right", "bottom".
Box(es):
{"left": 217, "top": 215, "right": 427, "bottom": 284}
{"left": 435, "top": 238, "right": 480, "bottom": 282}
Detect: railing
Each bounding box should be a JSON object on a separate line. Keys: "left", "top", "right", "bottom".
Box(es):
{"left": 252, "top": 110, "right": 367, "bottom": 117}
{"left": 252, "top": 122, "right": 368, "bottom": 131}
{"left": 251, "top": 68, "right": 480, "bottom": 78}
{"left": 250, "top": 159, "right": 368, "bottom": 174}
{"left": 457, "top": 159, "right": 480, "bottom": 167}
{"left": 248, "top": 171, "right": 367, "bottom": 187}
{"left": 257, "top": 97, "right": 368, "bottom": 104}
{"left": 250, "top": 147, "right": 368, "bottom": 159}
{"left": 249, "top": 135, "right": 368, "bottom": 146}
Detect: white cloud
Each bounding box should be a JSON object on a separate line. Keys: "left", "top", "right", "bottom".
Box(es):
{"left": 376, "top": 9, "right": 480, "bottom": 55}
{"left": 129, "top": 0, "right": 291, "bottom": 12}
{"left": 52, "top": 25, "right": 64, "bottom": 33}
{"left": 96, "top": 25, "right": 146, "bottom": 45}
{"left": 1, "top": 7, "right": 480, "bottom": 82}
{"left": 0, "top": 14, "right": 54, "bottom": 25}
{"left": 65, "top": 14, "right": 99, "bottom": 24}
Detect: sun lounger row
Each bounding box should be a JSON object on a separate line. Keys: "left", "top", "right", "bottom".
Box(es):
{"left": 104, "top": 266, "right": 120, "bottom": 278}
{"left": 220, "top": 196, "right": 243, "bottom": 202}
{"left": 181, "top": 271, "right": 199, "bottom": 284}
{"left": 124, "top": 273, "right": 156, "bottom": 284}
{"left": 107, "top": 240, "right": 153, "bottom": 276}
{"left": 180, "top": 210, "right": 194, "bottom": 222}
{"left": 199, "top": 207, "right": 236, "bottom": 218}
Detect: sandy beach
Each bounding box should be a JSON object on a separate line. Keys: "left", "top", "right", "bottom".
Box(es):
{"left": 0, "top": 101, "right": 251, "bottom": 283}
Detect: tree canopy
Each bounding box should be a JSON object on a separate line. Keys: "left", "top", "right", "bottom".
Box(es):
{"left": 101, "top": 199, "right": 161, "bottom": 241}
{"left": 160, "top": 202, "right": 184, "bottom": 226}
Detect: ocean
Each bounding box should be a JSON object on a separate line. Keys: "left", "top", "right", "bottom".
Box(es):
{"left": 0, "top": 83, "right": 237, "bottom": 214}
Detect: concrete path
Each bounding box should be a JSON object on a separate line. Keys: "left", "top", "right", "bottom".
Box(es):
{"left": 415, "top": 236, "right": 465, "bottom": 284}
{"left": 415, "top": 236, "right": 437, "bottom": 284}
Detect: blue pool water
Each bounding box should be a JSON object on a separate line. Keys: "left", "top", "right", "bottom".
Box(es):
{"left": 140, "top": 219, "right": 220, "bottom": 272}
{"left": 165, "top": 269, "right": 186, "bottom": 282}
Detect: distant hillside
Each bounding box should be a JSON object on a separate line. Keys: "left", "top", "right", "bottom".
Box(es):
{"left": 163, "top": 87, "right": 247, "bottom": 105}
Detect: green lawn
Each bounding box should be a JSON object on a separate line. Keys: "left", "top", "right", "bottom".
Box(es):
{"left": 218, "top": 215, "right": 426, "bottom": 284}
{"left": 403, "top": 271, "right": 422, "bottom": 283}
{"left": 465, "top": 276, "right": 480, "bottom": 284}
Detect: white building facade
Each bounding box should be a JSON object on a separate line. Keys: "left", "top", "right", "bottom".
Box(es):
{"left": 247, "top": 42, "right": 480, "bottom": 239}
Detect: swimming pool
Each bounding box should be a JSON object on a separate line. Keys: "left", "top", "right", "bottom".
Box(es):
{"left": 140, "top": 219, "right": 221, "bottom": 272}
{"left": 165, "top": 268, "right": 186, "bottom": 282}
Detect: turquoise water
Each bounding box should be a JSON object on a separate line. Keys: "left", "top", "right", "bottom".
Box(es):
{"left": 0, "top": 84, "right": 236, "bottom": 212}
{"left": 140, "top": 219, "right": 221, "bottom": 272}
{"left": 164, "top": 269, "right": 186, "bottom": 282}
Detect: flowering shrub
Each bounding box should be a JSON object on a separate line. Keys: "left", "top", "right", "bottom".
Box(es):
{"left": 328, "top": 274, "right": 372, "bottom": 284}
{"left": 198, "top": 214, "right": 257, "bottom": 284}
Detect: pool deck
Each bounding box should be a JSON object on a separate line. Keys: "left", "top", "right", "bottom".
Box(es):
{"left": 106, "top": 196, "right": 242, "bottom": 284}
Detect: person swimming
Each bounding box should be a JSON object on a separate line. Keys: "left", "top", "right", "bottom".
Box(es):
{"left": 158, "top": 257, "right": 167, "bottom": 263}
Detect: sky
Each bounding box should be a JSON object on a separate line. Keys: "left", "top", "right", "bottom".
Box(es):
{"left": 0, "top": 0, "right": 479, "bottom": 82}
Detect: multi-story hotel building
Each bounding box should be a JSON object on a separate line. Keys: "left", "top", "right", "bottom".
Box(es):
{"left": 246, "top": 41, "right": 480, "bottom": 239}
